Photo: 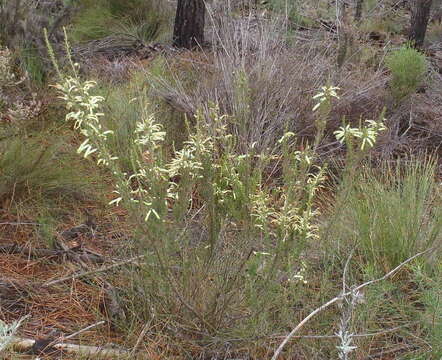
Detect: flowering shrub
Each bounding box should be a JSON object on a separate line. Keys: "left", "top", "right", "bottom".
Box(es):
{"left": 54, "top": 49, "right": 387, "bottom": 339}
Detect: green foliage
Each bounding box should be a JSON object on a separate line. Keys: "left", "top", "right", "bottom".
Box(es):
{"left": 0, "top": 135, "right": 94, "bottom": 203}
{"left": 264, "top": 0, "right": 301, "bottom": 24}
{"left": 333, "top": 159, "right": 442, "bottom": 271}
{"left": 260, "top": 0, "right": 314, "bottom": 33}
{"left": 413, "top": 265, "right": 442, "bottom": 359}
{"left": 20, "top": 46, "right": 46, "bottom": 85}
{"left": 93, "top": 78, "right": 146, "bottom": 171}
{"left": 386, "top": 45, "right": 427, "bottom": 101}
{"left": 69, "top": 0, "right": 170, "bottom": 43}
{"left": 36, "top": 215, "right": 58, "bottom": 249}
{"left": 69, "top": 2, "right": 114, "bottom": 42}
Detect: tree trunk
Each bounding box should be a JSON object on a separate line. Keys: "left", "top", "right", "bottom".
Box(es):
{"left": 408, "top": 0, "right": 433, "bottom": 48}
{"left": 354, "top": 0, "right": 363, "bottom": 22}
{"left": 173, "top": 0, "right": 205, "bottom": 49}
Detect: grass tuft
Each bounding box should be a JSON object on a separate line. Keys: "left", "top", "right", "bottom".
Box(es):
{"left": 0, "top": 135, "right": 96, "bottom": 204}
{"left": 332, "top": 158, "right": 442, "bottom": 270}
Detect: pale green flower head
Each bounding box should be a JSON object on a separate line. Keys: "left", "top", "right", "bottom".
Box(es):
{"left": 312, "top": 85, "right": 340, "bottom": 111}
{"left": 334, "top": 118, "right": 387, "bottom": 150}
{"left": 134, "top": 114, "right": 166, "bottom": 150}
{"left": 334, "top": 124, "right": 362, "bottom": 144}
{"left": 278, "top": 131, "right": 296, "bottom": 144}
{"left": 168, "top": 147, "right": 204, "bottom": 179}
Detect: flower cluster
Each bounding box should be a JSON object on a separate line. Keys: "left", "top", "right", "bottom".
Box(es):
{"left": 334, "top": 119, "right": 387, "bottom": 150}
{"left": 312, "top": 85, "right": 340, "bottom": 112}
{"left": 55, "top": 77, "right": 117, "bottom": 165}
{"left": 0, "top": 47, "right": 15, "bottom": 88}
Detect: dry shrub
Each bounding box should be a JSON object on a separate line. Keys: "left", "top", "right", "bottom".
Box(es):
{"left": 145, "top": 3, "right": 389, "bottom": 155}
{"left": 204, "top": 7, "right": 327, "bottom": 151}
{"left": 80, "top": 55, "right": 136, "bottom": 84}
{"left": 0, "top": 0, "right": 73, "bottom": 83}
{"left": 383, "top": 70, "right": 442, "bottom": 158}
{"left": 330, "top": 67, "right": 388, "bottom": 126}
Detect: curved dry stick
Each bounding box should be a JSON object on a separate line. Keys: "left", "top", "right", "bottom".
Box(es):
{"left": 7, "top": 337, "right": 131, "bottom": 359}
{"left": 43, "top": 255, "right": 144, "bottom": 287}
{"left": 271, "top": 248, "right": 432, "bottom": 360}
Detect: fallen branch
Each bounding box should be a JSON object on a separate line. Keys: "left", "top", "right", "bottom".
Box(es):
{"left": 7, "top": 337, "right": 133, "bottom": 359}
{"left": 64, "top": 321, "right": 106, "bottom": 341}
{"left": 43, "top": 255, "right": 144, "bottom": 287}
{"left": 271, "top": 322, "right": 416, "bottom": 340}
{"left": 271, "top": 249, "right": 432, "bottom": 360}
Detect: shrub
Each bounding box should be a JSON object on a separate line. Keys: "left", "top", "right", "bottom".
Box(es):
{"left": 53, "top": 40, "right": 391, "bottom": 355}
{"left": 58, "top": 52, "right": 377, "bottom": 344}
{"left": 385, "top": 45, "right": 427, "bottom": 101}
{"left": 0, "top": 0, "right": 74, "bottom": 83}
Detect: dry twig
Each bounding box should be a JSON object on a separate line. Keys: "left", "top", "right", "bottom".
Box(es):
{"left": 271, "top": 248, "right": 432, "bottom": 360}
{"left": 8, "top": 336, "right": 132, "bottom": 359}
{"left": 43, "top": 255, "right": 144, "bottom": 287}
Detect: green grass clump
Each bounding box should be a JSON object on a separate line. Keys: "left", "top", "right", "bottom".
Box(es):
{"left": 333, "top": 159, "right": 442, "bottom": 271}
{"left": 385, "top": 45, "right": 427, "bottom": 101}
{"left": 0, "top": 135, "right": 95, "bottom": 203}
{"left": 420, "top": 270, "right": 442, "bottom": 358}
{"left": 20, "top": 46, "right": 46, "bottom": 85}
{"left": 96, "top": 75, "right": 147, "bottom": 171}
{"left": 69, "top": 2, "right": 114, "bottom": 42}
{"left": 69, "top": 0, "right": 170, "bottom": 43}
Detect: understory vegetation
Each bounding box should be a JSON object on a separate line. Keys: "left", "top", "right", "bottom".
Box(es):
{"left": 1, "top": 1, "right": 442, "bottom": 359}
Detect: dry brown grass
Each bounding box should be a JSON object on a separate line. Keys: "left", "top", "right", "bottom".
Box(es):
{"left": 142, "top": 5, "right": 392, "bottom": 158}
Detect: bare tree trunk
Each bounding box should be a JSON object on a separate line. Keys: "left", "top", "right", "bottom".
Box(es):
{"left": 355, "top": 0, "right": 363, "bottom": 22}
{"left": 173, "top": 0, "right": 205, "bottom": 49}
{"left": 408, "top": 0, "right": 433, "bottom": 48}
